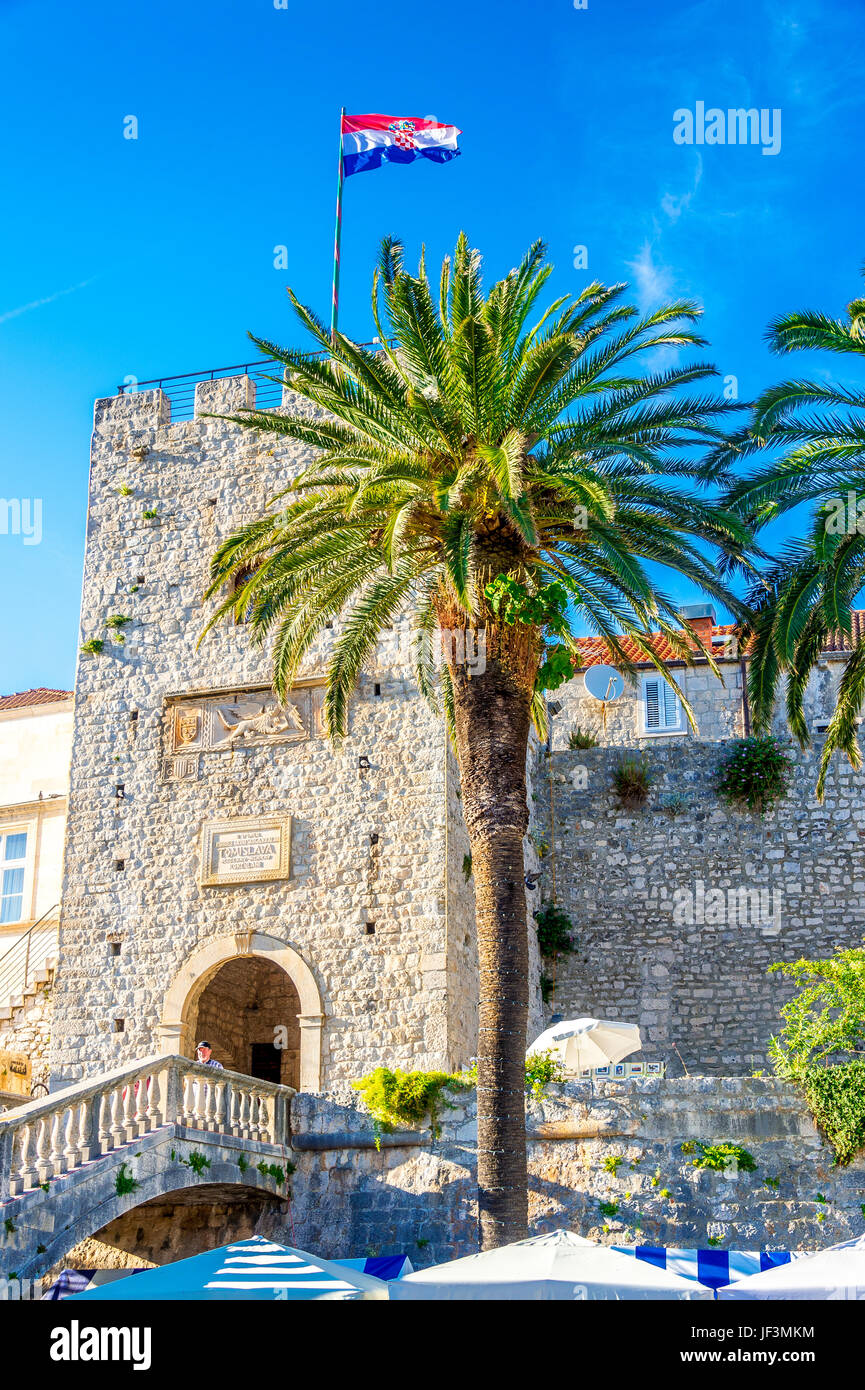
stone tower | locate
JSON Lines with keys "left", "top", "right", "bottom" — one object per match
{"left": 49, "top": 376, "right": 490, "bottom": 1091}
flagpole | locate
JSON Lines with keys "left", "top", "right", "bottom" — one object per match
{"left": 330, "top": 106, "right": 346, "bottom": 345}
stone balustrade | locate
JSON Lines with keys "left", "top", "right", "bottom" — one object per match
{"left": 0, "top": 1054, "right": 292, "bottom": 1200}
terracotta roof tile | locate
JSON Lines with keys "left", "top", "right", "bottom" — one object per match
{"left": 0, "top": 688, "right": 73, "bottom": 711}
{"left": 574, "top": 611, "right": 865, "bottom": 668}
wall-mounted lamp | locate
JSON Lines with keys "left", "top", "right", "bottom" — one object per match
{"left": 115, "top": 784, "right": 125, "bottom": 799}
{"left": 358, "top": 756, "right": 371, "bottom": 770}
{"left": 524, "top": 874, "right": 538, "bottom": 891}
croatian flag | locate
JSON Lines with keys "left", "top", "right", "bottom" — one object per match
{"left": 341, "top": 113, "right": 461, "bottom": 179}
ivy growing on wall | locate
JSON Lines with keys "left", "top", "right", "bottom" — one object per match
{"left": 768, "top": 945, "right": 865, "bottom": 1164}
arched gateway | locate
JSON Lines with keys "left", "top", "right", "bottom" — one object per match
{"left": 157, "top": 932, "right": 325, "bottom": 1092}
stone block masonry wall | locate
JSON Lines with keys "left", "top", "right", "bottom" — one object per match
{"left": 50, "top": 378, "right": 480, "bottom": 1089}
{"left": 284, "top": 1079, "right": 865, "bottom": 1265}
{"left": 532, "top": 741, "right": 865, "bottom": 1074}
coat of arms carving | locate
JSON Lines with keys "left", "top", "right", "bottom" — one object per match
{"left": 168, "top": 685, "right": 324, "bottom": 756}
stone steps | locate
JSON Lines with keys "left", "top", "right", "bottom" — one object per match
{"left": 0, "top": 959, "right": 57, "bottom": 1026}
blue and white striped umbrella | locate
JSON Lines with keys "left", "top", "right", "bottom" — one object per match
{"left": 70, "top": 1237, "right": 388, "bottom": 1301}
{"left": 612, "top": 1245, "right": 799, "bottom": 1290}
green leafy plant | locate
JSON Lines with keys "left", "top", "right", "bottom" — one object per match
{"left": 524, "top": 1049, "right": 567, "bottom": 1100}
{"left": 534, "top": 901, "right": 577, "bottom": 959}
{"left": 768, "top": 944, "right": 865, "bottom": 1164}
{"left": 114, "top": 1163, "right": 139, "bottom": 1197}
{"left": 141, "top": 508, "right": 159, "bottom": 520}
{"left": 539, "top": 971, "right": 555, "bottom": 1004}
{"left": 612, "top": 756, "right": 653, "bottom": 807}
{"left": 237, "top": 1153, "right": 250, "bottom": 1174}
{"left": 416, "top": 1237, "right": 430, "bottom": 1249}
{"left": 105, "top": 614, "right": 132, "bottom": 632}
{"left": 681, "top": 1141, "right": 757, "bottom": 1173}
{"left": 602, "top": 1154, "right": 624, "bottom": 1177}
{"left": 484, "top": 575, "right": 569, "bottom": 634}
{"left": 715, "top": 736, "right": 794, "bottom": 814}
{"left": 764, "top": 1175, "right": 780, "bottom": 1189}
{"left": 80, "top": 638, "right": 105, "bottom": 655}
{"left": 257, "top": 1161, "right": 295, "bottom": 1186}
{"left": 116, "top": 483, "right": 134, "bottom": 496}
{"left": 659, "top": 791, "right": 689, "bottom": 816}
{"left": 176, "top": 1150, "right": 211, "bottom": 1178}
{"left": 568, "top": 725, "right": 600, "bottom": 749}
{"left": 768, "top": 945, "right": 865, "bottom": 1080}
{"left": 803, "top": 1062, "right": 865, "bottom": 1166}
{"left": 4, "top": 1218, "right": 16, "bottom": 1235}
{"left": 707, "top": 1235, "right": 724, "bottom": 1248}
{"left": 352, "top": 1067, "right": 471, "bottom": 1148}
{"left": 598, "top": 1200, "right": 619, "bottom": 1218}
{"left": 462, "top": 853, "right": 473, "bottom": 883}
{"left": 659, "top": 1188, "right": 673, "bottom": 1199}
{"left": 36, "top": 1244, "right": 46, "bottom": 1254}
{"left": 537, "top": 644, "right": 579, "bottom": 693}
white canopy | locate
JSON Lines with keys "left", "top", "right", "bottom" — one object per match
{"left": 389, "top": 1229, "right": 712, "bottom": 1300}
{"left": 718, "top": 1234, "right": 865, "bottom": 1301}
{"left": 527, "top": 1018, "right": 642, "bottom": 1073}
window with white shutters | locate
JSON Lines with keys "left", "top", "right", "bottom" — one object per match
{"left": 0, "top": 830, "right": 28, "bottom": 924}
{"left": 640, "top": 675, "right": 683, "bottom": 733}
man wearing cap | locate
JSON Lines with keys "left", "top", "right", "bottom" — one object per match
{"left": 195, "top": 1040, "right": 224, "bottom": 1070}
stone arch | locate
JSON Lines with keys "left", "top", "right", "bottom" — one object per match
{"left": 158, "top": 932, "right": 324, "bottom": 1091}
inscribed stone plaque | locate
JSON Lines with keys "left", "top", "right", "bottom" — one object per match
{"left": 200, "top": 815, "right": 292, "bottom": 886}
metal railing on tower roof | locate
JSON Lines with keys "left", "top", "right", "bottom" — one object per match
{"left": 115, "top": 343, "right": 388, "bottom": 422}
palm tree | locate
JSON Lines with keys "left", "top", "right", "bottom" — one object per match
{"left": 203, "top": 234, "right": 750, "bottom": 1248}
{"left": 716, "top": 268, "right": 865, "bottom": 796}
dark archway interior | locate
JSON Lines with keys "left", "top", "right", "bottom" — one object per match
{"left": 192, "top": 956, "right": 300, "bottom": 1087}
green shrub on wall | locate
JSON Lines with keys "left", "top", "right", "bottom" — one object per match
{"left": 534, "top": 902, "right": 577, "bottom": 959}
{"left": 715, "top": 736, "right": 794, "bottom": 814}
{"left": 803, "top": 1063, "right": 865, "bottom": 1166}
{"left": 768, "top": 945, "right": 865, "bottom": 1081}
{"left": 351, "top": 1067, "right": 471, "bottom": 1146}
{"left": 769, "top": 944, "right": 865, "bottom": 1164}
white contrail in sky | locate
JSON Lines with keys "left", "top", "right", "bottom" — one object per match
{"left": 0, "top": 277, "right": 95, "bottom": 325}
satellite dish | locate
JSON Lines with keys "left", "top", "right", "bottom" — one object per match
{"left": 584, "top": 664, "right": 624, "bottom": 702}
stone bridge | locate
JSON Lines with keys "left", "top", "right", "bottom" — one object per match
{"left": 0, "top": 1055, "right": 294, "bottom": 1281}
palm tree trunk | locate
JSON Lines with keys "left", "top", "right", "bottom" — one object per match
{"left": 448, "top": 622, "right": 537, "bottom": 1250}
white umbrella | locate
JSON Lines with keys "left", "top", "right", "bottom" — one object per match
{"left": 527, "top": 1017, "right": 642, "bottom": 1073}
{"left": 718, "top": 1234, "right": 865, "bottom": 1301}
{"left": 389, "top": 1229, "right": 712, "bottom": 1301}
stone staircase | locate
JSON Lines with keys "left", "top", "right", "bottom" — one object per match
{"left": 0, "top": 1053, "right": 295, "bottom": 1281}
{"left": 0, "top": 956, "right": 56, "bottom": 1028}
{"left": 0, "top": 912, "right": 59, "bottom": 1029}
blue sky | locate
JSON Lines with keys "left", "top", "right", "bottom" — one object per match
{"left": 1, "top": 0, "right": 863, "bottom": 691}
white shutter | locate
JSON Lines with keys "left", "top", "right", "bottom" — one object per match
{"left": 662, "top": 682, "right": 679, "bottom": 728}
{"left": 644, "top": 679, "right": 661, "bottom": 729}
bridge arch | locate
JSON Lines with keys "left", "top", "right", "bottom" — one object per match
{"left": 158, "top": 932, "right": 324, "bottom": 1092}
